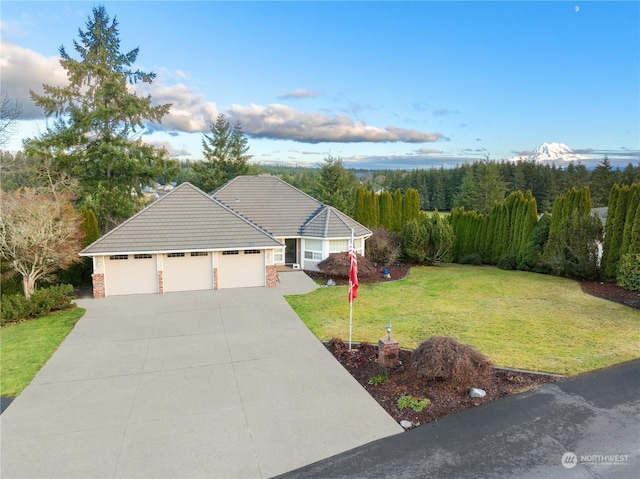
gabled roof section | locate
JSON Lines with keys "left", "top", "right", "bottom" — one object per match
{"left": 81, "top": 182, "right": 282, "bottom": 255}
{"left": 212, "top": 175, "right": 371, "bottom": 238}
{"left": 301, "top": 205, "right": 371, "bottom": 238}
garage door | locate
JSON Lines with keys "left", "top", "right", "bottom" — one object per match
{"left": 163, "top": 252, "right": 213, "bottom": 292}
{"left": 104, "top": 254, "right": 157, "bottom": 296}
{"left": 218, "top": 250, "right": 265, "bottom": 289}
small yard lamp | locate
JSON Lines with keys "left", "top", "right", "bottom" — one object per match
{"left": 386, "top": 322, "right": 392, "bottom": 342}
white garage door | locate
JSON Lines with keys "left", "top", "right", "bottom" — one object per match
{"left": 163, "top": 252, "right": 213, "bottom": 292}
{"left": 218, "top": 250, "right": 265, "bottom": 289}
{"left": 105, "top": 254, "right": 157, "bottom": 296}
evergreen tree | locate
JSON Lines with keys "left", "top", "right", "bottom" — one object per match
{"left": 402, "top": 188, "right": 421, "bottom": 225}
{"left": 619, "top": 184, "right": 640, "bottom": 258}
{"left": 601, "top": 184, "right": 620, "bottom": 278}
{"left": 194, "top": 115, "right": 253, "bottom": 192}
{"left": 542, "top": 186, "right": 602, "bottom": 279}
{"left": 378, "top": 190, "right": 393, "bottom": 230}
{"left": 353, "top": 185, "right": 368, "bottom": 225}
{"left": 589, "top": 156, "right": 615, "bottom": 207}
{"left": 392, "top": 189, "right": 403, "bottom": 231}
{"left": 313, "top": 156, "right": 359, "bottom": 214}
{"left": 25, "top": 6, "right": 173, "bottom": 231}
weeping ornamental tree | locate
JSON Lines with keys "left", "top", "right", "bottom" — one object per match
{"left": 0, "top": 189, "right": 83, "bottom": 297}
{"left": 25, "top": 6, "right": 174, "bottom": 232}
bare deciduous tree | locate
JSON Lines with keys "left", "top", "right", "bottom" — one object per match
{"left": 0, "top": 188, "right": 83, "bottom": 297}
{"left": 0, "top": 91, "right": 22, "bottom": 147}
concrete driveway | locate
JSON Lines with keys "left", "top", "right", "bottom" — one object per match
{"left": 0, "top": 272, "right": 402, "bottom": 478}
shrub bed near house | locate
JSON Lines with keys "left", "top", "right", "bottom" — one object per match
{"left": 1, "top": 284, "right": 75, "bottom": 325}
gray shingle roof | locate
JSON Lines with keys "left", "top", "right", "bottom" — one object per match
{"left": 81, "top": 183, "right": 282, "bottom": 255}
{"left": 212, "top": 176, "right": 371, "bottom": 238}
{"left": 301, "top": 206, "right": 370, "bottom": 238}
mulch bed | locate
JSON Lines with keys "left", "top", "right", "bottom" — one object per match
{"left": 581, "top": 281, "right": 640, "bottom": 310}
{"left": 328, "top": 344, "right": 557, "bottom": 429}
{"left": 317, "top": 265, "right": 638, "bottom": 428}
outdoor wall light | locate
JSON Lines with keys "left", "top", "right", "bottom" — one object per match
{"left": 386, "top": 322, "right": 392, "bottom": 341}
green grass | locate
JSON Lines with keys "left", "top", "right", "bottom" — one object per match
{"left": 1, "top": 307, "right": 85, "bottom": 397}
{"left": 286, "top": 265, "right": 640, "bottom": 375}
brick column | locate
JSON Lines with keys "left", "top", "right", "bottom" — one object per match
{"left": 213, "top": 267, "right": 219, "bottom": 291}
{"left": 92, "top": 273, "right": 105, "bottom": 298}
{"left": 158, "top": 270, "right": 164, "bottom": 294}
{"left": 378, "top": 338, "right": 400, "bottom": 368}
{"left": 266, "top": 265, "right": 277, "bottom": 288}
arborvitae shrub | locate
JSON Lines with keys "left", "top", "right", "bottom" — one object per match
{"left": 616, "top": 254, "right": 640, "bottom": 291}
{"left": 458, "top": 254, "right": 483, "bottom": 265}
{"left": 410, "top": 336, "right": 493, "bottom": 389}
{"left": 497, "top": 254, "right": 518, "bottom": 270}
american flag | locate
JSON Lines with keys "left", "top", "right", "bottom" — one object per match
{"left": 348, "top": 231, "right": 358, "bottom": 303}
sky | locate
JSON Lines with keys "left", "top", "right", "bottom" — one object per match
{"left": 1, "top": 1, "right": 639, "bottom": 170}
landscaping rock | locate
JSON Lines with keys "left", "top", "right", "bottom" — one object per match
{"left": 400, "top": 420, "right": 413, "bottom": 429}
{"left": 469, "top": 387, "right": 486, "bottom": 398}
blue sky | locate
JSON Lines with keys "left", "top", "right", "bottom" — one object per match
{"left": 2, "top": 1, "right": 639, "bottom": 169}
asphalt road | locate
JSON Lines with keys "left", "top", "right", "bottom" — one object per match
{"left": 277, "top": 359, "right": 640, "bottom": 479}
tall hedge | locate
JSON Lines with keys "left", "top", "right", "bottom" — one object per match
{"left": 602, "top": 182, "right": 640, "bottom": 280}
{"left": 378, "top": 190, "right": 394, "bottom": 230}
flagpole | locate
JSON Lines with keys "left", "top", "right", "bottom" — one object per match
{"left": 349, "top": 278, "right": 353, "bottom": 351}
{"left": 348, "top": 228, "right": 355, "bottom": 351}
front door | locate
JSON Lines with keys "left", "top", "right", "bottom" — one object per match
{"left": 285, "top": 238, "right": 297, "bottom": 264}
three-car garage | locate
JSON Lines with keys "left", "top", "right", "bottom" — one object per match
{"left": 99, "top": 250, "right": 267, "bottom": 296}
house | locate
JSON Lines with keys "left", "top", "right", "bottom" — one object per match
{"left": 81, "top": 176, "right": 370, "bottom": 297}
{"left": 212, "top": 175, "right": 371, "bottom": 272}
{"left": 80, "top": 182, "right": 283, "bottom": 297}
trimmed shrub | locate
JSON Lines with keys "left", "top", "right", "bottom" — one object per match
{"left": 458, "top": 253, "right": 483, "bottom": 265}
{"left": 0, "top": 294, "right": 30, "bottom": 325}
{"left": 497, "top": 254, "right": 517, "bottom": 270}
{"left": 410, "top": 336, "right": 493, "bottom": 389}
{"left": 0, "top": 284, "right": 75, "bottom": 324}
{"left": 317, "top": 252, "right": 377, "bottom": 278}
{"left": 327, "top": 337, "right": 347, "bottom": 352}
{"left": 616, "top": 254, "right": 640, "bottom": 291}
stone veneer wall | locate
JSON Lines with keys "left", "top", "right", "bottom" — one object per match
{"left": 92, "top": 273, "right": 105, "bottom": 298}
{"left": 213, "top": 267, "right": 219, "bottom": 291}
{"left": 266, "top": 265, "right": 278, "bottom": 288}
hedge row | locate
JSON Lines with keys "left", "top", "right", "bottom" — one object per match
{"left": 1, "top": 284, "right": 75, "bottom": 325}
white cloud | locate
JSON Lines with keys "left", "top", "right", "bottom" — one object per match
{"left": 142, "top": 82, "right": 218, "bottom": 133}
{"left": 226, "top": 103, "right": 447, "bottom": 144}
{"left": 278, "top": 89, "right": 321, "bottom": 100}
{"left": 145, "top": 139, "right": 192, "bottom": 158}
{"left": 417, "top": 148, "right": 444, "bottom": 154}
{"left": 0, "top": 41, "right": 67, "bottom": 119}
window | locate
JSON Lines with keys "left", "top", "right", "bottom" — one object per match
{"left": 329, "top": 239, "right": 348, "bottom": 253}
{"left": 134, "top": 254, "right": 152, "bottom": 259}
{"left": 109, "top": 255, "right": 128, "bottom": 260}
{"left": 167, "top": 252, "right": 185, "bottom": 258}
{"left": 190, "top": 252, "right": 208, "bottom": 257}
{"left": 274, "top": 248, "right": 284, "bottom": 263}
{"left": 304, "top": 239, "right": 323, "bottom": 261}
{"left": 244, "top": 249, "right": 260, "bottom": 255}
{"left": 222, "top": 250, "right": 239, "bottom": 255}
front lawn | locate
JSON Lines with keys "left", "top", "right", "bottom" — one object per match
{"left": 1, "top": 308, "right": 85, "bottom": 397}
{"left": 286, "top": 265, "right": 640, "bottom": 375}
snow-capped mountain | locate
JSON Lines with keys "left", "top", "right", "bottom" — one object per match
{"left": 509, "top": 142, "right": 588, "bottom": 163}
